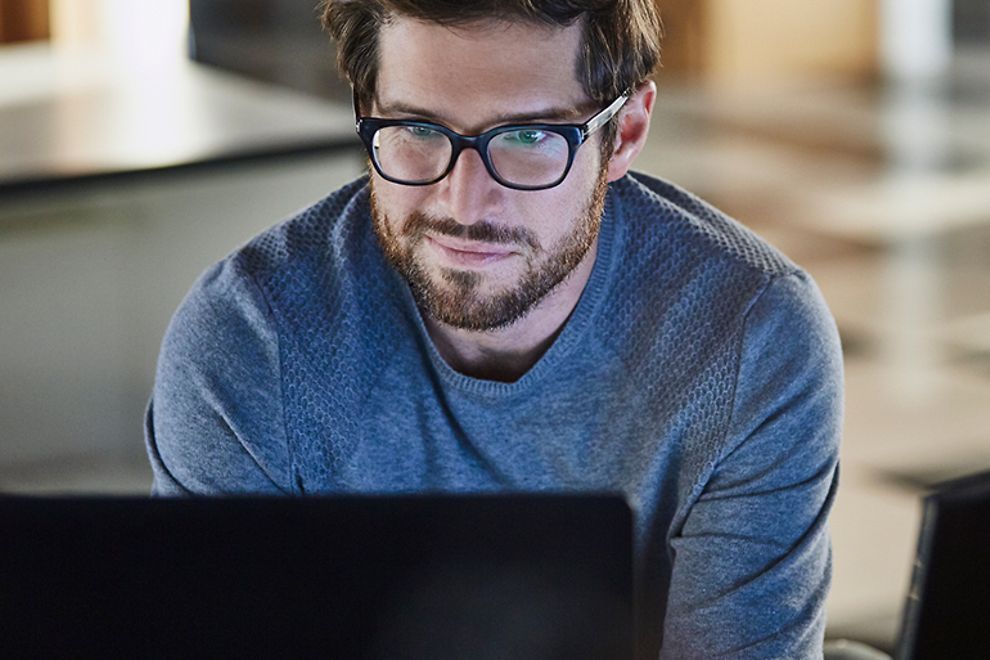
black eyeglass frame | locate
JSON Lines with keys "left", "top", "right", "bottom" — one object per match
{"left": 353, "top": 89, "right": 631, "bottom": 191}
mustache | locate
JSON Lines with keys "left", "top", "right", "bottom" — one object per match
{"left": 401, "top": 211, "right": 540, "bottom": 251}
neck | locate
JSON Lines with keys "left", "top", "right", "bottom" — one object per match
{"left": 423, "top": 236, "right": 598, "bottom": 382}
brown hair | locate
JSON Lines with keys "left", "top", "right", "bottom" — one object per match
{"left": 320, "top": 1, "right": 661, "bottom": 156}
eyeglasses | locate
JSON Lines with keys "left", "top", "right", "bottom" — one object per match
{"left": 354, "top": 90, "right": 630, "bottom": 191}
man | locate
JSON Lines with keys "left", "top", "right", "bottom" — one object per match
{"left": 145, "top": 1, "right": 843, "bottom": 658}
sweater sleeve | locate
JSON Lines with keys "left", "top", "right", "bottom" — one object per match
{"left": 144, "top": 256, "right": 294, "bottom": 496}
{"left": 660, "top": 272, "right": 843, "bottom": 659}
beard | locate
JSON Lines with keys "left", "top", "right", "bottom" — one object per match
{"left": 370, "top": 165, "right": 609, "bottom": 332}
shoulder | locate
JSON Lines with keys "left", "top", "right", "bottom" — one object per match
{"left": 148, "top": 178, "right": 370, "bottom": 494}
{"left": 743, "top": 270, "right": 840, "bottom": 359}
{"left": 733, "top": 270, "right": 843, "bottom": 431}
{"left": 603, "top": 172, "right": 836, "bottom": 367}
{"left": 601, "top": 172, "right": 821, "bottom": 370}
{"left": 233, "top": 175, "right": 371, "bottom": 285}
{"left": 158, "top": 175, "right": 374, "bottom": 398}
{"left": 150, "top": 253, "right": 288, "bottom": 494}
{"left": 611, "top": 171, "right": 797, "bottom": 280}
{"left": 599, "top": 173, "right": 841, "bottom": 458}
{"left": 165, "top": 175, "right": 368, "bottom": 339}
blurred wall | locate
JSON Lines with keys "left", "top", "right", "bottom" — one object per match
{"left": 188, "top": 0, "right": 348, "bottom": 101}
{"left": 0, "top": 0, "right": 49, "bottom": 43}
{"left": 184, "top": 0, "right": 882, "bottom": 98}
{"left": 659, "top": 0, "right": 879, "bottom": 87}
{"left": 49, "top": 0, "right": 188, "bottom": 62}
{"left": 954, "top": 0, "right": 990, "bottom": 44}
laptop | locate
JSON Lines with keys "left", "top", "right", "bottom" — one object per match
{"left": 0, "top": 493, "right": 633, "bottom": 659}
{"left": 894, "top": 470, "right": 990, "bottom": 659}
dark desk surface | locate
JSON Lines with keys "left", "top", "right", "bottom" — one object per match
{"left": 0, "top": 43, "right": 360, "bottom": 195}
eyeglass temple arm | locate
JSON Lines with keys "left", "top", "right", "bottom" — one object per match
{"left": 582, "top": 89, "right": 632, "bottom": 138}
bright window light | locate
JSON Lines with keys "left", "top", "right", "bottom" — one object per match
{"left": 50, "top": 0, "right": 189, "bottom": 68}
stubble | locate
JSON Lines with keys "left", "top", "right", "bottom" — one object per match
{"left": 370, "top": 166, "right": 609, "bottom": 332}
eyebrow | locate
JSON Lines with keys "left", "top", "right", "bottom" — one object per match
{"left": 373, "top": 98, "right": 587, "bottom": 128}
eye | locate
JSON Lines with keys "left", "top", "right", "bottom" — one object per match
{"left": 504, "top": 129, "right": 547, "bottom": 146}
{"left": 405, "top": 125, "right": 441, "bottom": 139}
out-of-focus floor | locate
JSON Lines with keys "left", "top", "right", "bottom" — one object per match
{"left": 1, "top": 49, "right": 988, "bottom": 653}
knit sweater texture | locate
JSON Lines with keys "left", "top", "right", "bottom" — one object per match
{"left": 146, "top": 171, "right": 843, "bottom": 659}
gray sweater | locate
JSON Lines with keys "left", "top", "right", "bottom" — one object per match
{"left": 146, "top": 172, "right": 843, "bottom": 659}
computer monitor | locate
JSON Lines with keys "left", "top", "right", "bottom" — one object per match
{"left": 895, "top": 470, "right": 990, "bottom": 659}
{"left": 0, "top": 493, "right": 633, "bottom": 659}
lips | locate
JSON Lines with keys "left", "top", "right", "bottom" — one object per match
{"left": 425, "top": 234, "right": 517, "bottom": 268}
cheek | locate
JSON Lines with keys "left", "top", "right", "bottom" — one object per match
{"left": 535, "top": 160, "right": 601, "bottom": 231}
{"left": 513, "top": 149, "right": 602, "bottom": 236}
{"left": 515, "top": 191, "right": 581, "bottom": 249}
{"left": 374, "top": 177, "right": 429, "bottom": 223}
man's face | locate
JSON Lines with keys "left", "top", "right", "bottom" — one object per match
{"left": 369, "top": 17, "right": 610, "bottom": 332}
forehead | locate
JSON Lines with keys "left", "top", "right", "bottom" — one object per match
{"left": 375, "top": 17, "right": 587, "bottom": 129}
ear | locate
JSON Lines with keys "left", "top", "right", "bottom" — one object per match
{"left": 605, "top": 81, "right": 657, "bottom": 183}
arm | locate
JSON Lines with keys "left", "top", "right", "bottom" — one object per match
{"left": 661, "top": 272, "right": 843, "bottom": 659}
{"left": 144, "top": 257, "right": 294, "bottom": 496}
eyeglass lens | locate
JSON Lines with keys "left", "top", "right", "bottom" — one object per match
{"left": 372, "top": 126, "right": 571, "bottom": 187}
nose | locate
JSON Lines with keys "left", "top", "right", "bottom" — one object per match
{"left": 437, "top": 147, "right": 499, "bottom": 226}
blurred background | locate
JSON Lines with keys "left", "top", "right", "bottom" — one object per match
{"left": 0, "top": 0, "right": 987, "bottom": 653}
